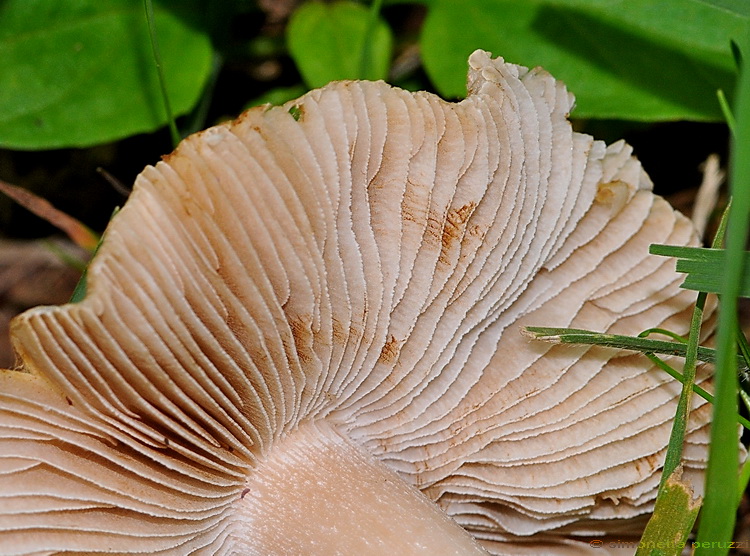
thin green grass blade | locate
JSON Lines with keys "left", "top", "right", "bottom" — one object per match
{"left": 644, "top": 353, "right": 750, "bottom": 429}
{"left": 639, "top": 195, "right": 731, "bottom": 548}
{"left": 650, "top": 244, "right": 719, "bottom": 260}
{"left": 717, "top": 89, "right": 737, "bottom": 134}
{"left": 639, "top": 328, "right": 688, "bottom": 343}
{"left": 713, "top": 197, "right": 731, "bottom": 248}
{"left": 737, "top": 325, "right": 750, "bottom": 387}
{"left": 737, "top": 389, "right": 750, "bottom": 501}
{"left": 650, "top": 245, "right": 750, "bottom": 296}
{"left": 657, "top": 292, "right": 706, "bottom": 485}
{"left": 524, "top": 327, "right": 748, "bottom": 370}
{"left": 525, "top": 327, "right": 750, "bottom": 429}
{"left": 144, "top": 0, "right": 180, "bottom": 148}
{"left": 635, "top": 466, "right": 701, "bottom": 556}
{"left": 695, "top": 28, "right": 750, "bottom": 556}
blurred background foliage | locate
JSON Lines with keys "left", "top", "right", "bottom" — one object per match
{"left": 0, "top": 0, "right": 745, "bottom": 238}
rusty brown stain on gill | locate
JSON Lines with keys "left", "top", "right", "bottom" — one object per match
{"left": 632, "top": 453, "right": 661, "bottom": 476}
{"left": 438, "top": 202, "right": 477, "bottom": 264}
{"left": 288, "top": 314, "right": 314, "bottom": 365}
{"left": 401, "top": 179, "right": 429, "bottom": 225}
{"left": 378, "top": 335, "right": 403, "bottom": 365}
{"left": 331, "top": 317, "right": 348, "bottom": 344}
{"left": 443, "top": 202, "right": 477, "bottom": 245}
{"left": 419, "top": 201, "right": 479, "bottom": 252}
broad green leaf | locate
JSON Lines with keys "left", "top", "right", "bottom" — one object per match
{"left": 635, "top": 466, "right": 701, "bottom": 556}
{"left": 287, "top": 1, "right": 393, "bottom": 88}
{"left": 419, "top": 0, "right": 746, "bottom": 120}
{"left": 692, "top": 0, "right": 750, "bottom": 18}
{"left": 0, "top": 0, "right": 214, "bottom": 149}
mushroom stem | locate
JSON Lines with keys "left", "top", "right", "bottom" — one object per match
{"left": 234, "top": 421, "right": 488, "bottom": 555}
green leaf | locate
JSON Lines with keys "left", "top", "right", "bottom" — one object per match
{"left": 419, "top": 0, "right": 746, "bottom": 120}
{"left": 635, "top": 466, "right": 701, "bottom": 556}
{"left": 0, "top": 0, "right": 214, "bottom": 149}
{"left": 650, "top": 245, "right": 750, "bottom": 296}
{"left": 692, "top": 0, "right": 750, "bottom": 18}
{"left": 287, "top": 0, "right": 393, "bottom": 88}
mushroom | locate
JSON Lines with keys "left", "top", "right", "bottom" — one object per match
{"left": 0, "top": 50, "right": 718, "bottom": 555}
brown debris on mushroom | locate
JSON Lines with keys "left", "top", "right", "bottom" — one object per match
{"left": 0, "top": 51, "right": 723, "bottom": 555}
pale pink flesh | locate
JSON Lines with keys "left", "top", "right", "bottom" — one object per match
{"left": 234, "top": 421, "right": 488, "bottom": 555}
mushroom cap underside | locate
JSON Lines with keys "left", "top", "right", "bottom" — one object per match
{"left": 0, "top": 50, "right": 723, "bottom": 555}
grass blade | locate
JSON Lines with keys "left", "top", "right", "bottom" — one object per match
{"left": 523, "top": 327, "right": 747, "bottom": 370}
{"left": 650, "top": 245, "right": 750, "bottom": 296}
{"left": 525, "top": 326, "right": 750, "bottom": 429}
{"left": 68, "top": 207, "right": 119, "bottom": 303}
{"left": 658, "top": 292, "right": 706, "bottom": 485}
{"left": 738, "top": 390, "right": 750, "bottom": 501}
{"left": 717, "top": 88, "right": 737, "bottom": 135}
{"left": 144, "top": 0, "right": 180, "bottom": 148}
{"left": 694, "top": 29, "right": 750, "bottom": 556}
{"left": 635, "top": 466, "right": 701, "bottom": 556}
